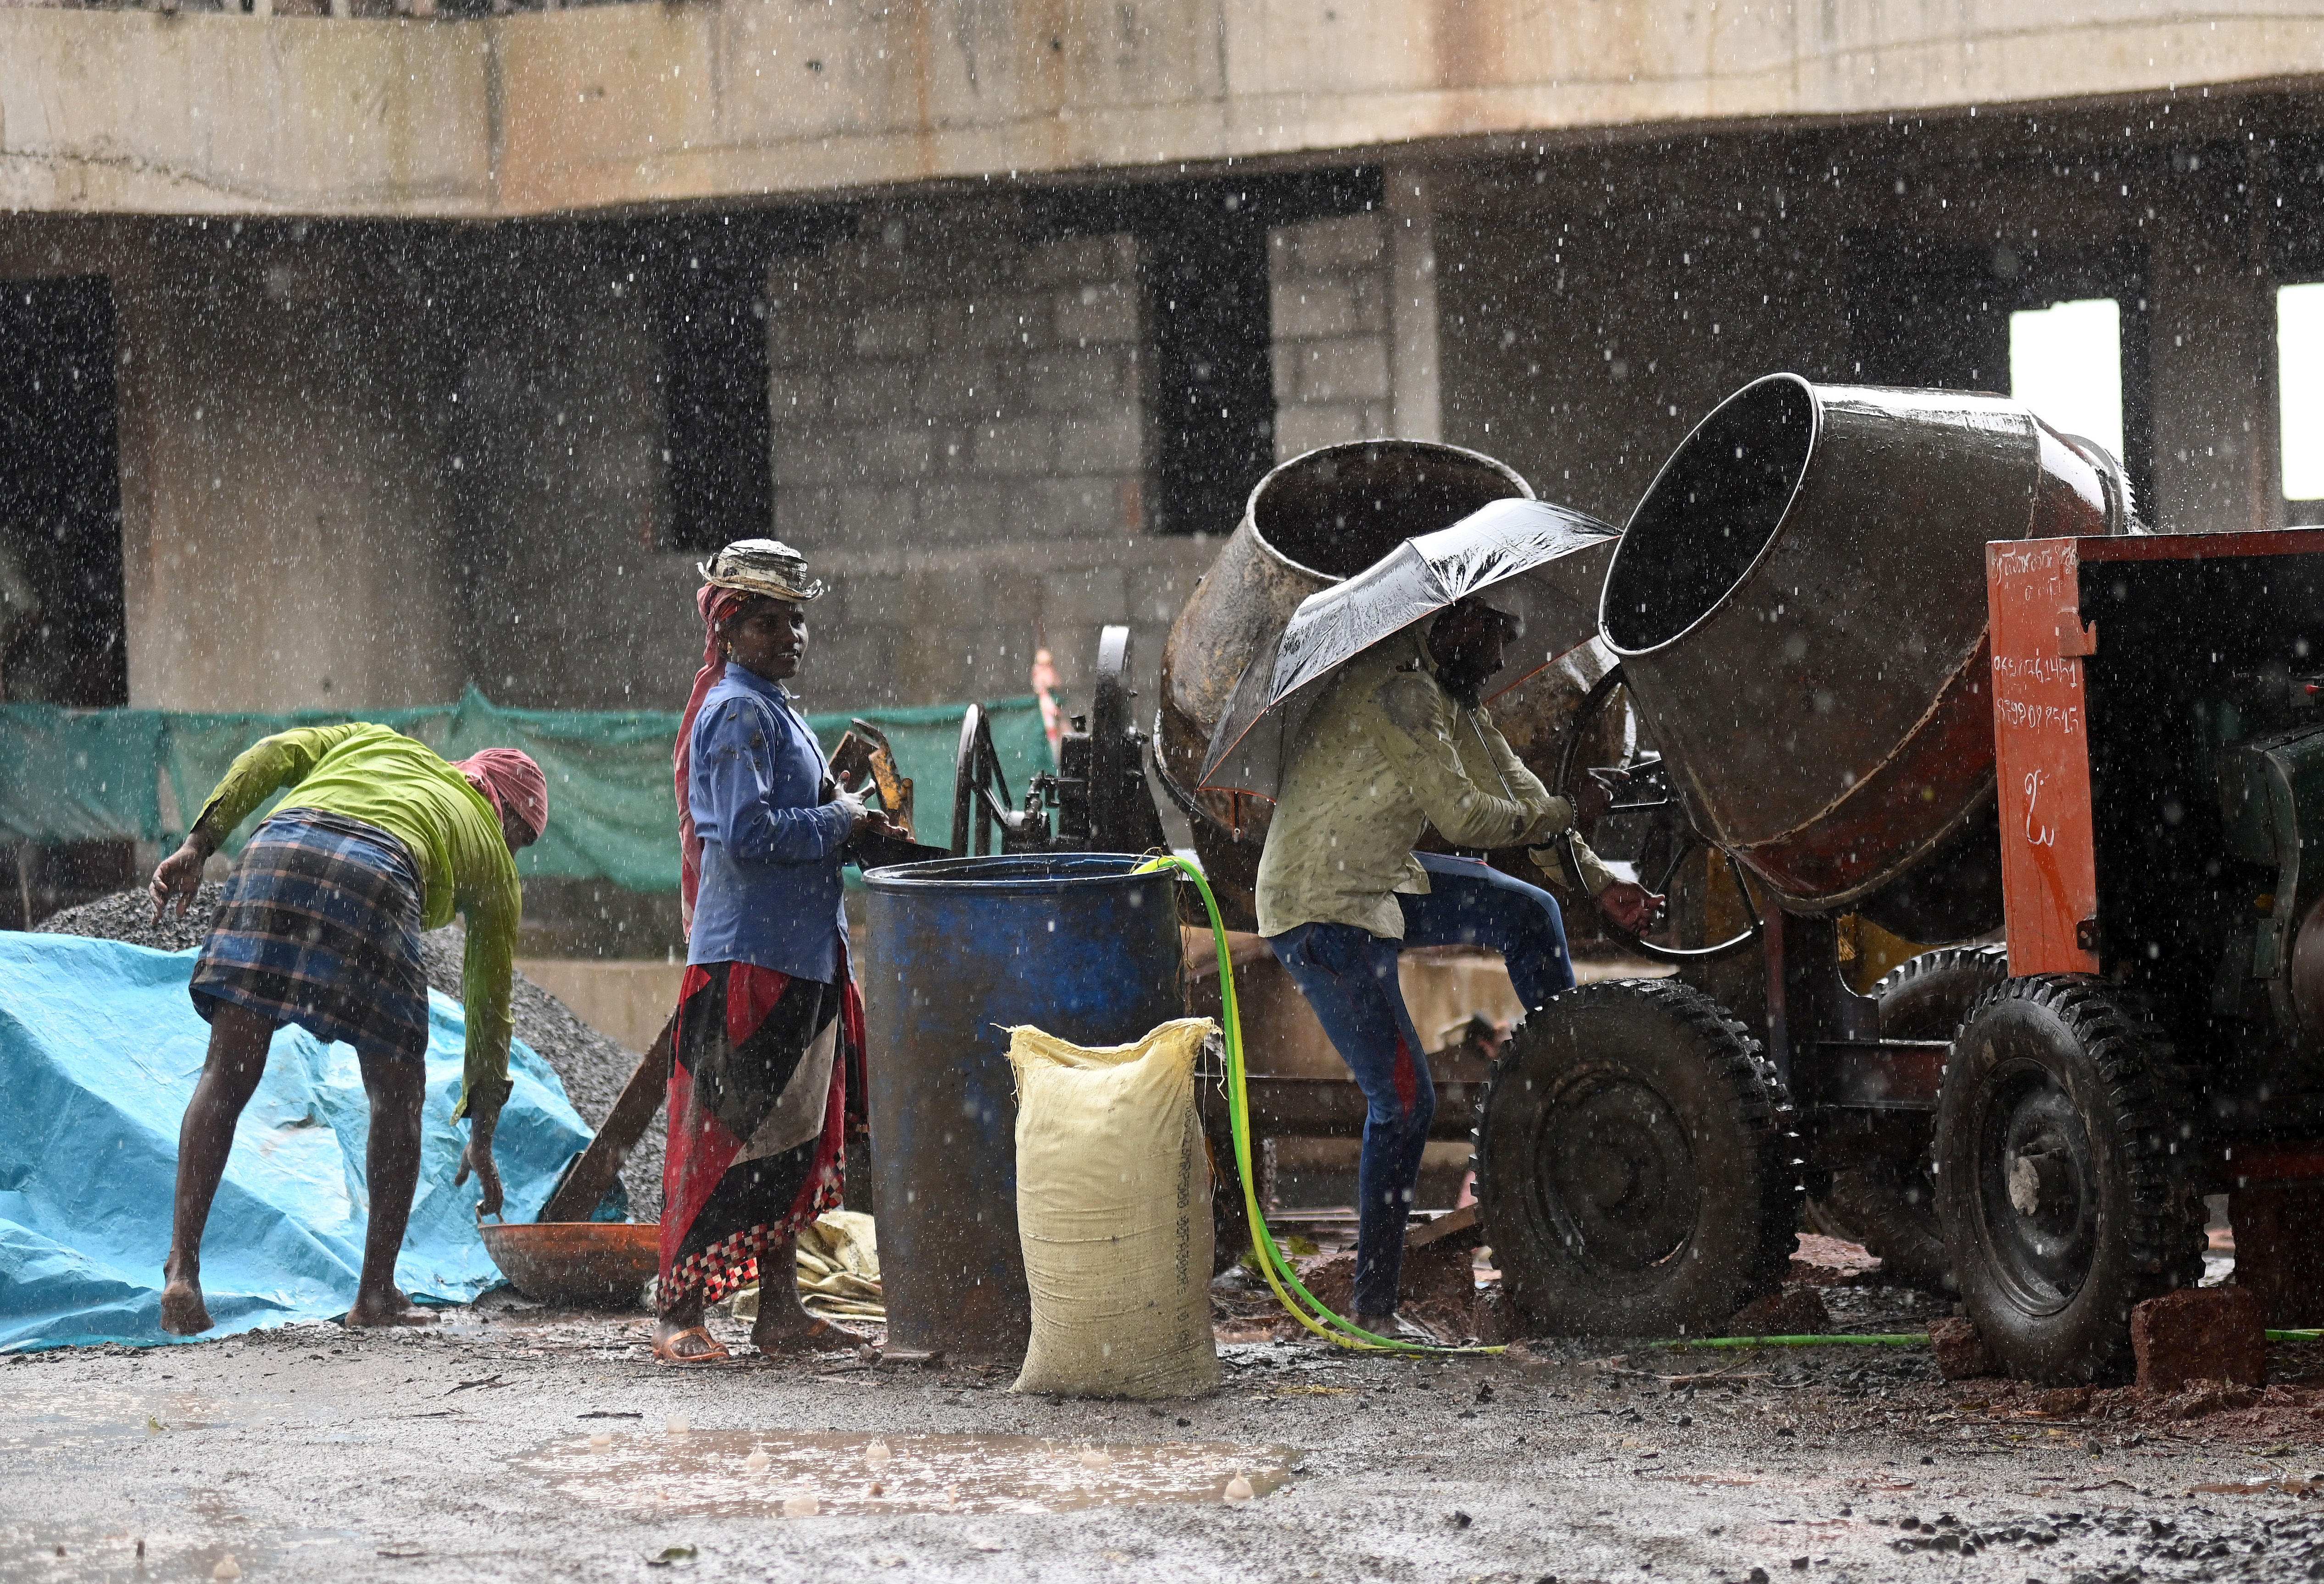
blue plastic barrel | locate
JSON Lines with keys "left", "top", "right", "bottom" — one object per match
{"left": 861, "top": 854, "right": 1185, "bottom": 1363}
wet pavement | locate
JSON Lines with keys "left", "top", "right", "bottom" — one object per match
{"left": 9, "top": 1286, "right": 2324, "bottom": 1584}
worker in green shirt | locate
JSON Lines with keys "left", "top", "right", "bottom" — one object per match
{"left": 147, "top": 724, "right": 548, "bottom": 1334}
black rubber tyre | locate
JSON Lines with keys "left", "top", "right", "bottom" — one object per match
{"left": 1810, "top": 945, "right": 2010, "bottom": 1293}
{"left": 1475, "top": 978, "right": 1799, "bottom": 1336}
{"left": 1935, "top": 975, "right": 2207, "bottom": 1384}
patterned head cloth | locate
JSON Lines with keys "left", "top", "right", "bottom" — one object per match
{"left": 697, "top": 539, "right": 828, "bottom": 605}
{"left": 454, "top": 749, "right": 549, "bottom": 844}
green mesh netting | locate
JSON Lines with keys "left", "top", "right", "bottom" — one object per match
{"left": 0, "top": 686, "right": 1053, "bottom": 893}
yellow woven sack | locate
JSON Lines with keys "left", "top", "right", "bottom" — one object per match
{"left": 1006, "top": 1017, "right": 1220, "bottom": 1399}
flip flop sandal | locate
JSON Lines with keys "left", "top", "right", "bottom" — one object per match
{"left": 652, "top": 1325, "right": 733, "bottom": 1366}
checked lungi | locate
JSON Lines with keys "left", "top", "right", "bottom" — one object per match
{"left": 658, "top": 958, "right": 860, "bottom": 1306}
{"left": 189, "top": 808, "right": 431, "bottom": 1063}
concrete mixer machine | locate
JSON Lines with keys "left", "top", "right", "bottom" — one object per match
{"left": 1155, "top": 439, "right": 1707, "bottom": 950}
{"left": 1479, "top": 372, "right": 2324, "bottom": 1383}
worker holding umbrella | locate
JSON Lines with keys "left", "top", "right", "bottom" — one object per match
{"left": 1201, "top": 499, "right": 1663, "bottom": 1337}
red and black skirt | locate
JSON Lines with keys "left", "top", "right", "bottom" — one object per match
{"left": 657, "top": 958, "right": 861, "bottom": 1306}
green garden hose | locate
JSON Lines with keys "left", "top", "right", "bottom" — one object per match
{"left": 1135, "top": 853, "right": 1503, "bottom": 1357}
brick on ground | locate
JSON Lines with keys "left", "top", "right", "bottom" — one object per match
{"left": 2132, "top": 1286, "right": 2266, "bottom": 1394}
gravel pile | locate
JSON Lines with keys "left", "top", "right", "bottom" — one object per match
{"left": 37, "top": 884, "right": 224, "bottom": 953}
{"left": 35, "top": 890, "right": 662, "bottom": 1219}
{"left": 419, "top": 923, "right": 663, "bottom": 1219}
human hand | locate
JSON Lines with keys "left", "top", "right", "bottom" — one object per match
{"left": 1571, "top": 767, "right": 1629, "bottom": 828}
{"left": 149, "top": 833, "right": 213, "bottom": 925}
{"left": 1599, "top": 880, "right": 1666, "bottom": 934}
{"left": 854, "top": 808, "right": 905, "bottom": 841}
{"left": 455, "top": 1105, "right": 504, "bottom": 1218}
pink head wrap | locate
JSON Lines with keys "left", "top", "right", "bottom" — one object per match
{"left": 455, "top": 749, "right": 549, "bottom": 845}
{"left": 675, "top": 585, "right": 751, "bottom": 935}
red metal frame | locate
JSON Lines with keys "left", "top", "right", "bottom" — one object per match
{"left": 1990, "top": 528, "right": 2324, "bottom": 978}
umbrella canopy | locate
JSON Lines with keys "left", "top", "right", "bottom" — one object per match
{"left": 1197, "top": 497, "right": 1619, "bottom": 799}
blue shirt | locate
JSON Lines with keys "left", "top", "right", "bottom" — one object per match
{"left": 686, "top": 663, "right": 854, "bottom": 981}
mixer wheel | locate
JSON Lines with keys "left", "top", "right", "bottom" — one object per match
{"left": 1475, "top": 978, "right": 1799, "bottom": 1337}
{"left": 1936, "top": 975, "right": 2207, "bottom": 1384}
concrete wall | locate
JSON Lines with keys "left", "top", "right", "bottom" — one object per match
{"left": 1434, "top": 147, "right": 1851, "bottom": 523}
{"left": 2148, "top": 158, "right": 2286, "bottom": 537}
{"left": 1, "top": 206, "right": 1221, "bottom": 728}
{"left": 8, "top": 2, "right": 2324, "bottom": 219}
{"left": 1269, "top": 213, "right": 1396, "bottom": 459}
{"left": 115, "top": 226, "right": 467, "bottom": 711}
{"left": 1431, "top": 117, "right": 2300, "bottom": 538}
{"left": 759, "top": 206, "right": 1209, "bottom": 717}
{"left": 1268, "top": 169, "right": 1443, "bottom": 461}
{"left": 768, "top": 214, "right": 1145, "bottom": 558}
{"left": 30, "top": 116, "right": 2314, "bottom": 735}
{"left": 448, "top": 237, "right": 691, "bottom": 712}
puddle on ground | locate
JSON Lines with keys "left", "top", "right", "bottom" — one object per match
{"left": 0, "top": 1390, "right": 228, "bottom": 1452}
{"left": 516, "top": 1428, "right": 1297, "bottom": 1517}
{"left": 2189, "top": 1479, "right": 2318, "bottom": 1496}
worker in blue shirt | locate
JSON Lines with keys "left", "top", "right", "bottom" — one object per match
{"left": 656, "top": 539, "right": 901, "bottom": 1365}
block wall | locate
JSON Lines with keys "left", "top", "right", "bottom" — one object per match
{"left": 1267, "top": 213, "right": 1396, "bottom": 460}
{"left": 760, "top": 208, "right": 1211, "bottom": 722}
{"left": 767, "top": 213, "right": 1145, "bottom": 556}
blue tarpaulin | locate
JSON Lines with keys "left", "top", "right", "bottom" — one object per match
{"left": 0, "top": 932, "right": 598, "bottom": 1351}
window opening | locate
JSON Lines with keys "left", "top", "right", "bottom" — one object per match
{"left": 2277, "top": 282, "right": 2324, "bottom": 520}
{"left": 2009, "top": 297, "right": 2124, "bottom": 462}
{"left": 663, "top": 265, "right": 773, "bottom": 553}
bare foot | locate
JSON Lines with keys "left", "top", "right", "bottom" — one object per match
{"left": 751, "top": 1305, "right": 865, "bottom": 1356}
{"left": 159, "top": 1278, "right": 213, "bottom": 1336}
{"left": 652, "top": 1318, "right": 731, "bottom": 1365}
{"left": 345, "top": 1288, "right": 439, "bottom": 1328}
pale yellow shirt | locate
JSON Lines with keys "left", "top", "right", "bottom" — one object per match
{"left": 1253, "top": 632, "right": 1614, "bottom": 940}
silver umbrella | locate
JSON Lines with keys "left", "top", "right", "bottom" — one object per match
{"left": 1196, "top": 497, "right": 1619, "bottom": 800}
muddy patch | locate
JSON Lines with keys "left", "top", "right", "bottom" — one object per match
{"left": 515, "top": 1427, "right": 1299, "bottom": 1517}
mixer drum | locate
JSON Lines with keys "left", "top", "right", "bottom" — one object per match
{"left": 1601, "top": 375, "right": 2122, "bottom": 930}
{"left": 1156, "top": 440, "right": 1535, "bottom": 928}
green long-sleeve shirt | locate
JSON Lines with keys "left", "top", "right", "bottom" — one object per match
{"left": 196, "top": 723, "right": 520, "bottom": 1117}
{"left": 1254, "top": 631, "right": 1614, "bottom": 940}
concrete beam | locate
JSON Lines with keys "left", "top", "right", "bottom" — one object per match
{"left": 2147, "top": 151, "right": 2283, "bottom": 535}
{"left": 6, "top": 2, "right": 2324, "bottom": 219}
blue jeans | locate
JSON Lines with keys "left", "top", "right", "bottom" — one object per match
{"left": 1266, "top": 853, "right": 1574, "bottom": 1317}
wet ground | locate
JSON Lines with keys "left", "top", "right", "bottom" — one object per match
{"left": 11, "top": 1273, "right": 2324, "bottom": 1584}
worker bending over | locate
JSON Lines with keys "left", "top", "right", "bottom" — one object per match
{"left": 150, "top": 726, "right": 547, "bottom": 1333}
{"left": 1256, "top": 598, "right": 1661, "bottom": 1335}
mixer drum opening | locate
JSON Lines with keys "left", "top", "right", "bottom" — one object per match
{"left": 1603, "top": 375, "right": 1817, "bottom": 655}
{"left": 1250, "top": 443, "right": 1527, "bottom": 578}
